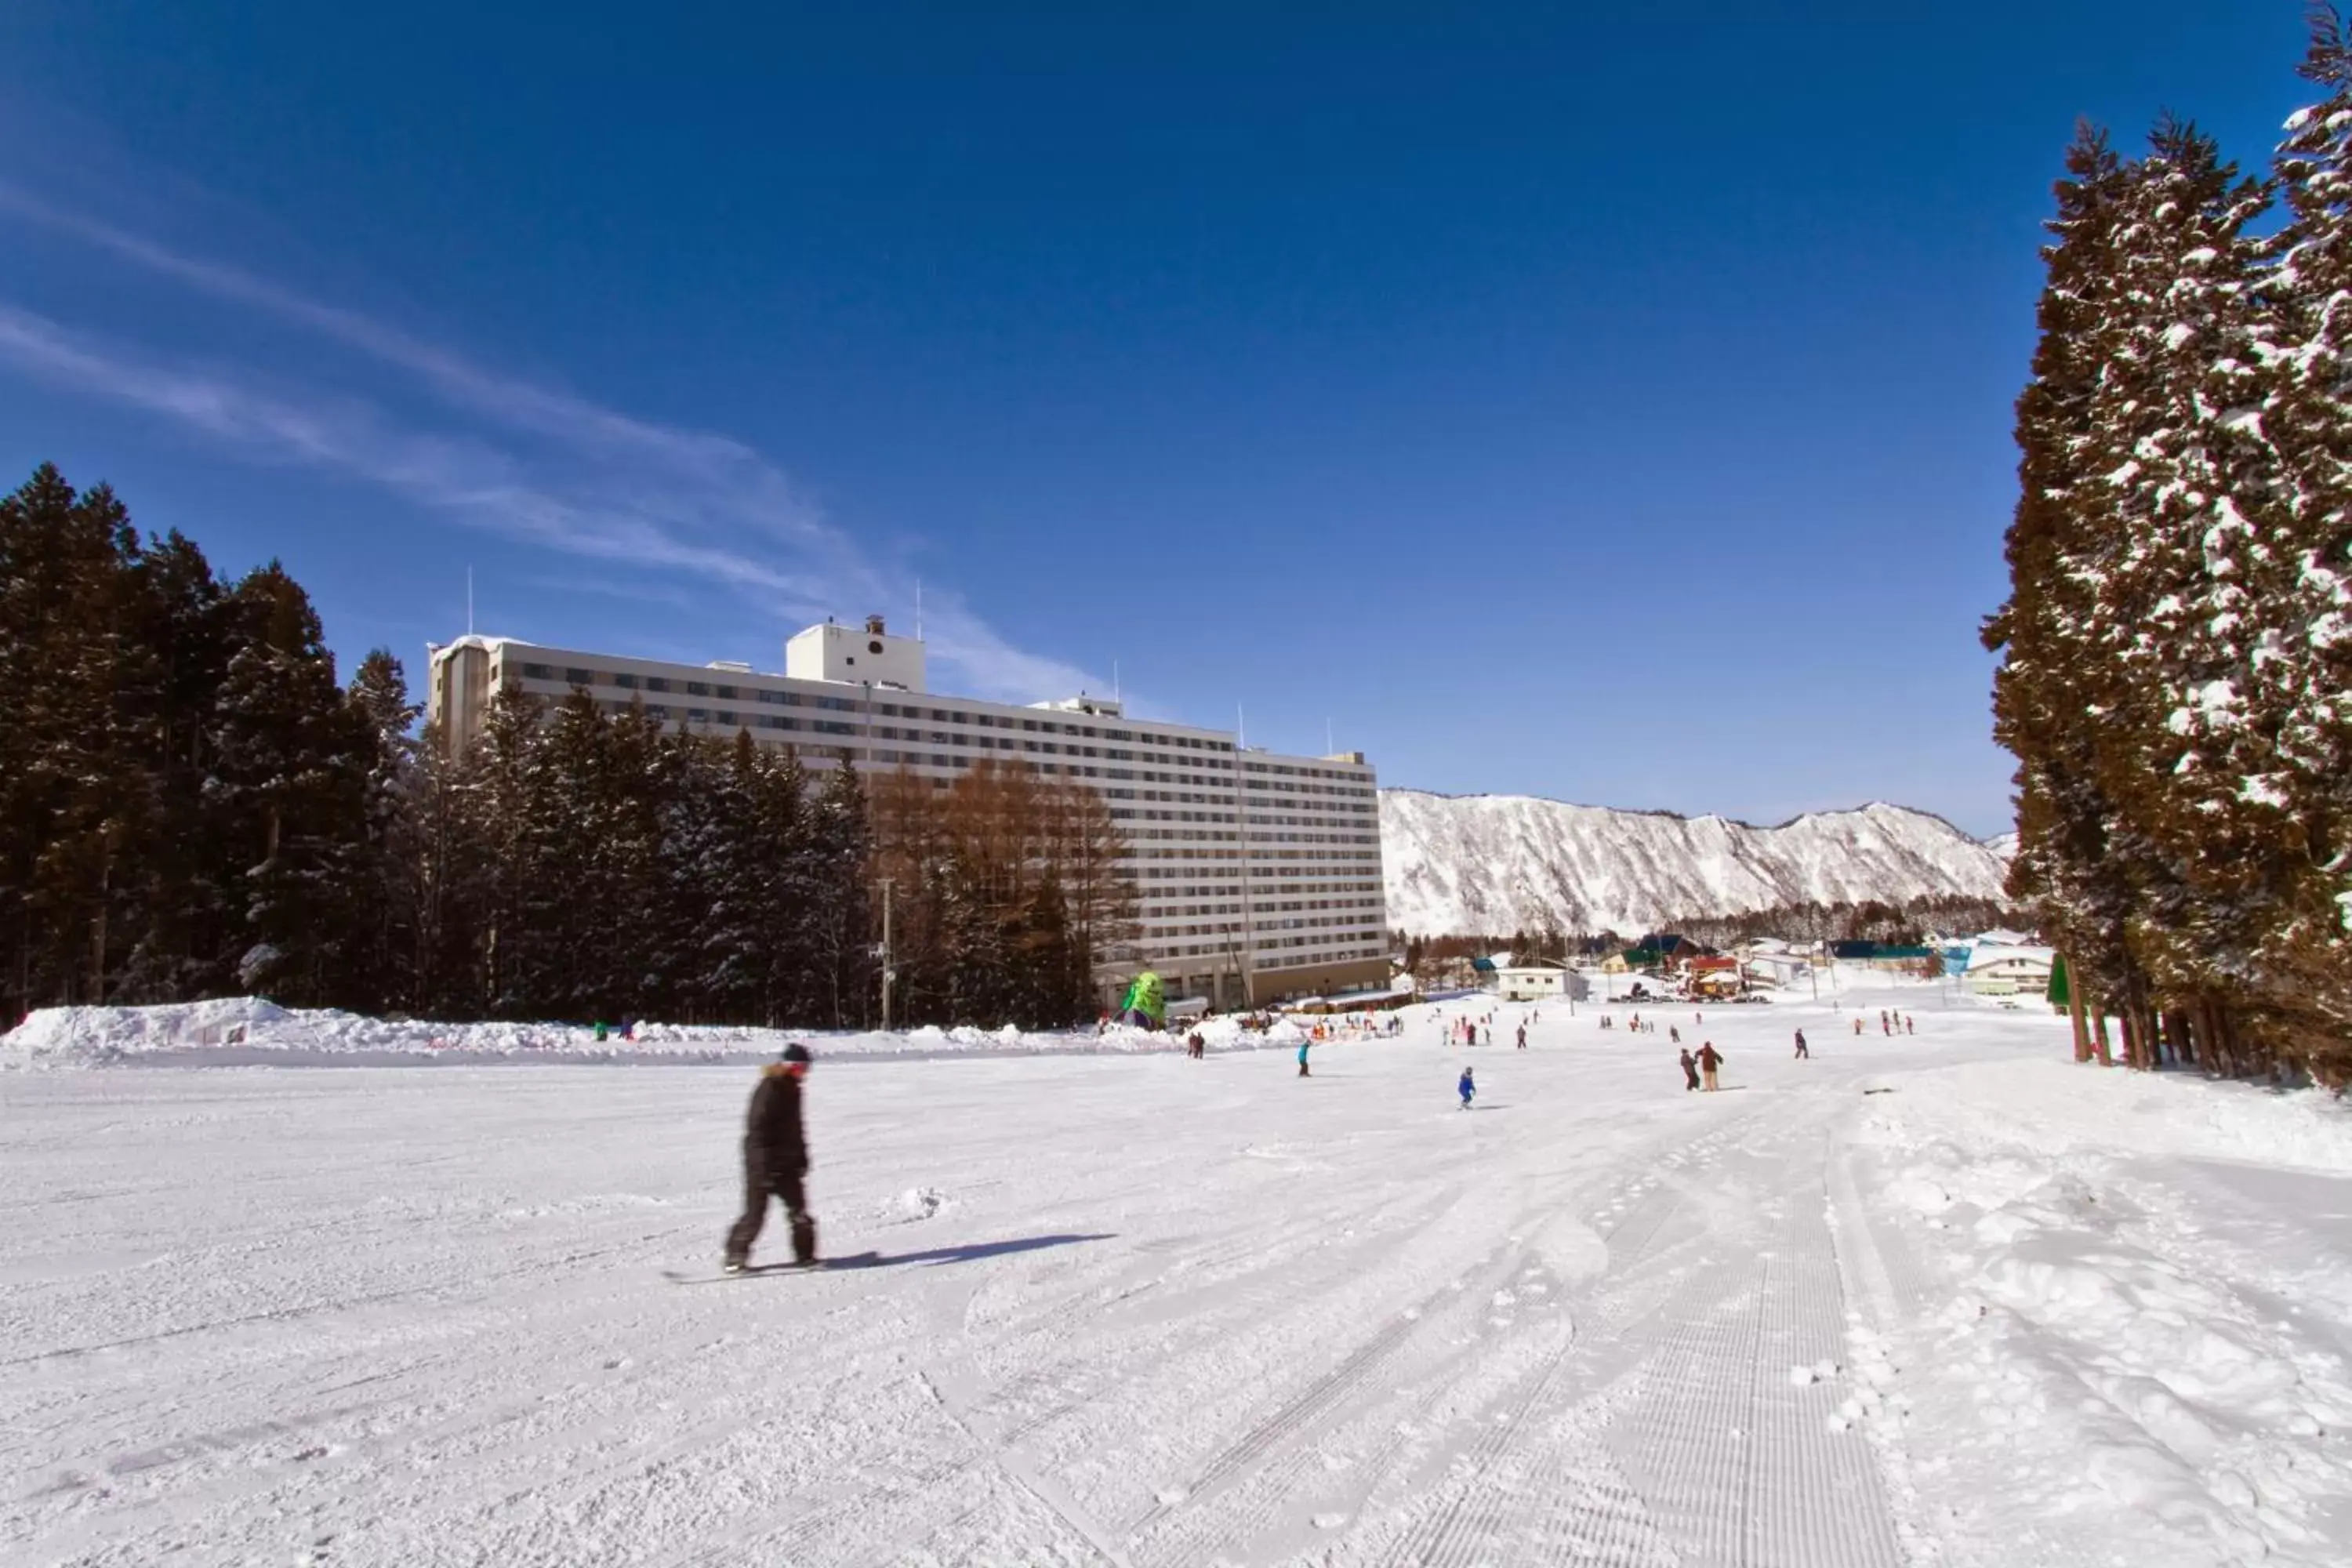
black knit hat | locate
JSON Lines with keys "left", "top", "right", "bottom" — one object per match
{"left": 782, "top": 1043, "right": 814, "bottom": 1065}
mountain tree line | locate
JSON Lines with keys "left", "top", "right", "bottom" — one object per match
{"left": 1396, "top": 893, "right": 2026, "bottom": 978}
{"left": 2, "top": 462, "right": 1136, "bottom": 1032}
{"left": 1987, "top": 9, "right": 2352, "bottom": 1085}
{"left": 1657, "top": 894, "right": 2032, "bottom": 953}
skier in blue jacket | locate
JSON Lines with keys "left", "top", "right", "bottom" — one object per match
{"left": 1458, "top": 1066, "right": 1475, "bottom": 1109}
{"left": 1297, "top": 1040, "right": 1311, "bottom": 1078}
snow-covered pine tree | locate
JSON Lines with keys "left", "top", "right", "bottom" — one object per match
{"left": 752, "top": 743, "right": 815, "bottom": 1026}
{"left": 2074, "top": 119, "right": 2274, "bottom": 1068}
{"left": 0, "top": 466, "right": 154, "bottom": 1014}
{"left": 112, "top": 529, "right": 237, "bottom": 1004}
{"left": 464, "top": 686, "right": 545, "bottom": 1015}
{"left": 636, "top": 724, "right": 714, "bottom": 1021}
{"left": 410, "top": 713, "right": 485, "bottom": 1018}
{"left": 804, "top": 757, "right": 875, "bottom": 1027}
{"left": 1987, "top": 124, "right": 2142, "bottom": 1061}
{"left": 2247, "top": 6, "right": 2352, "bottom": 1080}
{"left": 688, "top": 731, "right": 771, "bottom": 1024}
{"left": 343, "top": 649, "right": 424, "bottom": 1014}
{"left": 503, "top": 688, "right": 610, "bottom": 1018}
{"left": 207, "top": 564, "right": 373, "bottom": 1007}
{"left": 589, "top": 699, "right": 672, "bottom": 1023}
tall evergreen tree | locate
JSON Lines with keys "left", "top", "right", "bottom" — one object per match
{"left": 2076, "top": 121, "right": 2274, "bottom": 1063}
{"left": 208, "top": 564, "right": 372, "bottom": 1005}
{"left": 113, "top": 531, "right": 235, "bottom": 1004}
{"left": 2250, "top": 5, "right": 2352, "bottom": 1073}
{"left": 1987, "top": 124, "right": 2146, "bottom": 1052}
{"left": 346, "top": 649, "right": 424, "bottom": 1013}
{"left": 0, "top": 467, "right": 148, "bottom": 1014}
{"left": 804, "top": 757, "right": 875, "bottom": 1027}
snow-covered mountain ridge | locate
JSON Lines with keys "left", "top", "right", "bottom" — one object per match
{"left": 1380, "top": 789, "right": 2014, "bottom": 936}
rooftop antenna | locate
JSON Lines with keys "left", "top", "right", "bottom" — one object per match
{"left": 1327, "top": 717, "right": 1334, "bottom": 756}
{"left": 1113, "top": 659, "right": 1120, "bottom": 703}
{"left": 914, "top": 579, "right": 923, "bottom": 641}
{"left": 466, "top": 566, "right": 474, "bottom": 636}
{"left": 1238, "top": 702, "right": 1246, "bottom": 749}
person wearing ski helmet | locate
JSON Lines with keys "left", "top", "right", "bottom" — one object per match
{"left": 724, "top": 1043, "right": 818, "bottom": 1272}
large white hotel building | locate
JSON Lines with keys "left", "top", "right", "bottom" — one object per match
{"left": 426, "top": 617, "right": 1389, "bottom": 1008}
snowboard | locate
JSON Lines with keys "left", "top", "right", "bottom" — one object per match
{"left": 663, "top": 1251, "right": 881, "bottom": 1285}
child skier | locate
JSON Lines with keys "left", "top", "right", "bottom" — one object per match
{"left": 1793, "top": 1029, "right": 1809, "bottom": 1059}
{"left": 1679, "top": 1047, "right": 1700, "bottom": 1091}
{"left": 1298, "top": 1039, "right": 1312, "bottom": 1078}
{"left": 1458, "top": 1066, "right": 1476, "bottom": 1109}
{"left": 724, "top": 1044, "right": 818, "bottom": 1273}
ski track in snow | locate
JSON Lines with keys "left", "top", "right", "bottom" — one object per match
{"left": 5, "top": 978, "right": 2350, "bottom": 1566}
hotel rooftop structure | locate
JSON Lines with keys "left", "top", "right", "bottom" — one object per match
{"left": 426, "top": 617, "right": 1388, "bottom": 1008}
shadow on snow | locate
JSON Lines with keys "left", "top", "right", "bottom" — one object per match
{"left": 828, "top": 1232, "right": 1116, "bottom": 1270}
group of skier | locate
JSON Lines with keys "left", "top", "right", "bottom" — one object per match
{"left": 719, "top": 996, "right": 1922, "bottom": 1269}
{"left": 1677, "top": 1040, "right": 1725, "bottom": 1091}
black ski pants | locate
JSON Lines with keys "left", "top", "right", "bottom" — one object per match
{"left": 726, "top": 1160, "right": 815, "bottom": 1264}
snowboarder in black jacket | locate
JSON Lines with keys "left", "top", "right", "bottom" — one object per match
{"left": 724, "top": 1044, "right": 817, "bottom": 1272}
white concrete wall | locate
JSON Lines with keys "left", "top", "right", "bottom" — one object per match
{"left": 785, "top": 622, "right": 927, "bottom": 691}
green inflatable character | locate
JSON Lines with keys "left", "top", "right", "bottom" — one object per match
{"left": 1116, "top": 971, "right": 1167, "bottom": 1030}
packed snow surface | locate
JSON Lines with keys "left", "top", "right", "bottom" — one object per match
{"left": 7, "top": 974, "right": 2350, "bottom": 1566}
{"left": 1380, "top": 790, "right": 2014, "bottom": 935}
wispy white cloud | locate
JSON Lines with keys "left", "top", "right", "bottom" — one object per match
{"left": 0, "top": 186, "right": 1104, "bottom": 702}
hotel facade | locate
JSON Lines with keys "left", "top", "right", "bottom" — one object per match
{"left": 426, "top": 618, "right": 1389, "bottom": 1008}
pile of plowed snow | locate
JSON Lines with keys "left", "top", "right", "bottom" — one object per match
{"left": 1, "top": 998, "right": 1308, "bottom": 1069}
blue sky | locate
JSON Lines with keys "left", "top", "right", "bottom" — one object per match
{"left": 0, "top": 2, "right": 2314, "bottom": 835}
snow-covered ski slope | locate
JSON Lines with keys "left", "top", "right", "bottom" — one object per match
{"left": 1381, "top": 791, "right": 2013, "bottom": 935}
{"left": 8, "top": 978, "right": 2351, "bottom": 1566}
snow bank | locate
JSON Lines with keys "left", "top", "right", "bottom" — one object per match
{"left": 0, "top": 998, "right": 1317, "bottom": 1070}
{"left": 1872, "top": 1054, "right": 2352, "bottom": 1176}
{"left": 1846, "top": 1056, "right": 2352, "bottom": 1562}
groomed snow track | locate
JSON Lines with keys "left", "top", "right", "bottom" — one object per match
{"left": 5, "top": 990, "right": 2095, "bottom": 1566}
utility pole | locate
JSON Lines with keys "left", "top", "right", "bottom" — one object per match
{"left": 878, "top": 877, "right": 895, "bottom": 1033}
